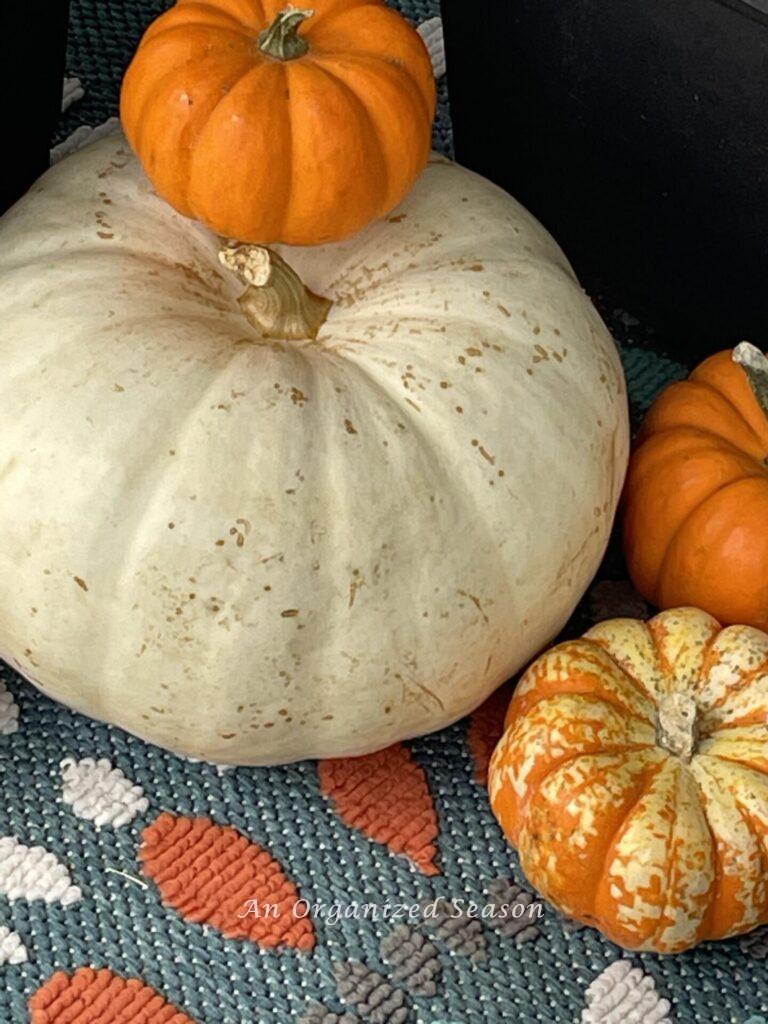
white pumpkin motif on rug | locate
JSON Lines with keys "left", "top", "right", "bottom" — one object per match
{"left": 61, "top": 757, "right": 149, "bottom": 828}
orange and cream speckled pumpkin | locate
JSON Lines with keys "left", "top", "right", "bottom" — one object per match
{"left": 488, "top": 607, "right": 768, "bottom": 953}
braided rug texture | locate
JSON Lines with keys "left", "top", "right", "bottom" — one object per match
{"left": 2, "top": 1, "right": 766, "bottom": 1022}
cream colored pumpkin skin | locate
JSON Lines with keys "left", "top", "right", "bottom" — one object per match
{"left": 0, "top": 134, "right": 628, "bottom": 764}
{"left": 489, "top": 607, "right": 768, "bottom": 953}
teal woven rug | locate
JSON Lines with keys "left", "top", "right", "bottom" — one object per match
{"left": 2, "top": 3, "right": 767, "bottom": 1022}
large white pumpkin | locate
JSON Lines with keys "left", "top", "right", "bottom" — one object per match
{"left": 0, "top": 133, "right": 628, "bottom": 764}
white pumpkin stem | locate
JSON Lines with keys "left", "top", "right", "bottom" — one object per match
{"left": 259, "top": 7, "right": 314, "bottom": 61}
{"left": 656, "top": 693, "right": 699, "bottom": 762}
{"left": 733, "top": 341, "right": 768, "bottom": 421}
{"left": 219, "top": 244, "right": 331, "bottom": 341}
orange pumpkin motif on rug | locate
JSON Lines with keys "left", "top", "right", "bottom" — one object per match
{"left": 467, "top": 684, "right": 512, "bottom": 785}
{"left": 319, "top": 743, "right": 439, "bottom": 875}
{"left": 139, "top": 814, "right": 315, "bottom": 950}
{"left": 29, "top": 967, "right": 196, "bottom": 1024}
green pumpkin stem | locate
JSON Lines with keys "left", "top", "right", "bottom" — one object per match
{"left": 733, "top": 342, "right": 768, "bottom": 423}
{"left": 219, "top": 244, "right": 331, "bottom": 341}
{"left": 259, "top": 7, "right": 314, "bottom": 61}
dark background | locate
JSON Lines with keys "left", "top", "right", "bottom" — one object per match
{"left": 3, "top": 0, "right": 767, "bottom": 366}
{"left": 443, "top": 0, "right": 768, "bottom": 360}
{"left": 0, "top": 1, "right": 70, "bottom": 215}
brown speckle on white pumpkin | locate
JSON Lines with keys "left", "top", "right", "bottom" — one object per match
{"left": 0, "top": 134, "right": 630, "bottom": 766}
{"left": 348, "top": 571, "right": 366, "bottom": 609}
{"left": 457, "top": 590, "right": 489, "bottom": 625}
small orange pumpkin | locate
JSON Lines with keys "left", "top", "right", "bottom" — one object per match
{"left": 120, "top": 0, "right": 436, "bottom": 245}
{"left": 489, "top": 607, "right": 768, "bottom": 953}
{"left": 623, "top": 343, "right": 768, "bottom": 631}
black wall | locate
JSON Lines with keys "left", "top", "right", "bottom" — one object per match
{"left": 443, "top": 0, "right": 768, "bottom": 359}
{"left": 0, "top": 1, "right": 70, "bottom": 215}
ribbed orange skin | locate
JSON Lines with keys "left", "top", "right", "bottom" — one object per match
{"left": 623, "top": 350, "right": 768, "bottom": 631}
{"left": 120, "top": 0, "right": 436, "bottom": 244}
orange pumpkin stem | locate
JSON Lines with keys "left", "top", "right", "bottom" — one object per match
{"left": 219, "top": 244, "right": 332, "bottom": 340}
{"left": 259, "top": 7, "right": 314, "bottom": 61}
{"left": 733, "top": 341, "right": 768, "bottom": 428}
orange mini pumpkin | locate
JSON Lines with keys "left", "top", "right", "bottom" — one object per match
{"left": 120, "top": 0, "right": 436, "bottom": 245}
{"left": 623, "top": 342, "right": 768, "bottom": 630}
{"left": 489, "top": 607, "right": 768, "bottom": 954}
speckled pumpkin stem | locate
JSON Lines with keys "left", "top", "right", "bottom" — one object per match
{"left": 733, "top": 342, "right": 768, "bottom": 423}
{"left": 258, "top": 7, "right": 314, "bottom": 61}
{"left": 656, "top": 693, "right": 699, "bottom": 762}
{"left": 219, "top": 244, "right": 331, "bottom": 341}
